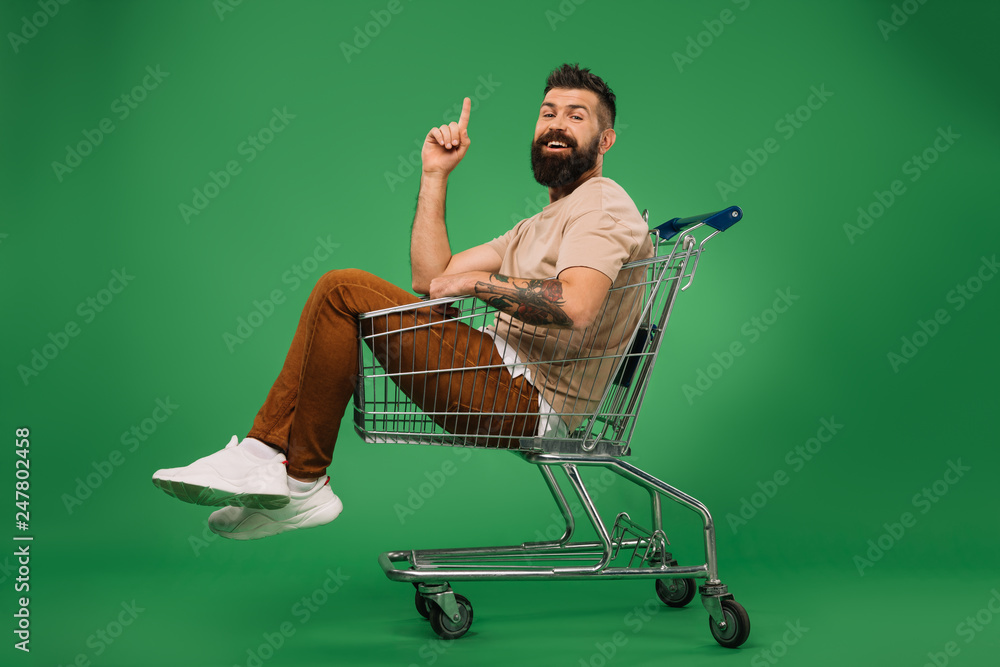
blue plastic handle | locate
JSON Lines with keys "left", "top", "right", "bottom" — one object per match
{"left": 654, "top": 205, "right": 743, "bottom": 240}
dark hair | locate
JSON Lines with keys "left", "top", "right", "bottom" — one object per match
{"left": 543, "top": 63, "right": 617, "bottom": 130}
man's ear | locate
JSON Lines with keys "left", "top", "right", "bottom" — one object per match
{"left": 599, "top": 128, "right": 616, "bottom": 154}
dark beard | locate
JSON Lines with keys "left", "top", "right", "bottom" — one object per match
{"left": 530, "top": 132, "right": 601, "bottom": 188}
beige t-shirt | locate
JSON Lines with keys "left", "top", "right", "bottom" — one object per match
{"left": 485, "top": 177, "right": 654, "bottom": 431}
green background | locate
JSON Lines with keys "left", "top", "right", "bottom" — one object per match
{"left": 3, "top": 0, "right": 999, "bottom": 665}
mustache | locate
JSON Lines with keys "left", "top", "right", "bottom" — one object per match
{"left": 537, "top": 132, "right": 577, "bottom": 148}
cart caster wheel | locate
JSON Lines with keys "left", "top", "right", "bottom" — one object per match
{"left": 655, "top": 578, "right": 696, "bottom": 608}
{"left": 428, "top": 594, "right": 473, "bottom": 640}
{"left": 415, "top": 591, "right": 430, "bottom": 619}
{"left": 708, "top": 599, "right": 750, "bottom": 648}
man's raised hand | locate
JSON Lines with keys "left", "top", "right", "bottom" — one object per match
{"left": 421, "top": 97, "right": 472, "bottom": 178}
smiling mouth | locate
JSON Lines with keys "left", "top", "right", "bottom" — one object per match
{"left": 543, "top": 140, "right": 572, "bottom": 151}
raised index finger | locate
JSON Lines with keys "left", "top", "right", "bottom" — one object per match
{"left": 458, "top": 97, "right": 471, "bottom": 131}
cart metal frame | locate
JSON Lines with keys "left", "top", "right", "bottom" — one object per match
{"left": 353, "top": 206, "right": 749, "bottom": 647}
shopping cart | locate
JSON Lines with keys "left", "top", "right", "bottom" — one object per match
{"left": 353, "top": 206, "right": 749, "bottom": 647}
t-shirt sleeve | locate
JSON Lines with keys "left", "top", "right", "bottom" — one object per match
{"left": 555, "top": 210, "right": 643, "bottom": 282}
{"left": 485, "top": 220, "right": 521, "bottom": 262}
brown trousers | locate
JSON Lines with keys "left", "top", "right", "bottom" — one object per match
{"left": 248, "top": 269, "right": 539, "bottom": 478}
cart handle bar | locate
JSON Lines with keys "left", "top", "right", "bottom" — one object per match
{"left": 654, "top": 205, "right": 743, "bottom": 240}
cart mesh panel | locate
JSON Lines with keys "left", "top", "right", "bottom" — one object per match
{"left": 353, "top": 232, "right": 696, "bottom": 454}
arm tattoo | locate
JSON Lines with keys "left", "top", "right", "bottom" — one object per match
{"left": 473, "top": 273, "right": 573, "bottom": 328}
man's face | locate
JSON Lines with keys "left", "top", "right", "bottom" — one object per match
{"left": 531, "top": 88, "right": 606, "bottom": 188}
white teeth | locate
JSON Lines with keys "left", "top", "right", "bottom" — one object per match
{"left": 547, "top": 141, "right": 567, "bottom": 148}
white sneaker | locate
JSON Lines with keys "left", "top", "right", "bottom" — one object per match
{"left": 207, "top": 477, "right": 343, "bottom": 540}
{"left": 152, "top": 435, "right": 290, "bottom": 510}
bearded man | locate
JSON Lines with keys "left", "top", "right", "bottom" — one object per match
{"left": 153, "top": 63, "right": 653, "bottom": 539}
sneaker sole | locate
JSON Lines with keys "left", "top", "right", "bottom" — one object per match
{"left": 210, "top": 497, "right": 344, "bottom": 540}
{"left": 152, "top": 477, "right": 289, "bottom": 510}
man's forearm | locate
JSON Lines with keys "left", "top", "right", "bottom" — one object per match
{"left": 472, "top": 273, "right": 574, "bottom": 329}
{"left": 410, "top": 174, "right": 452, "bottom": 294}
{"left": 430, "top": 268, "right": 606, "bottom": 330}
